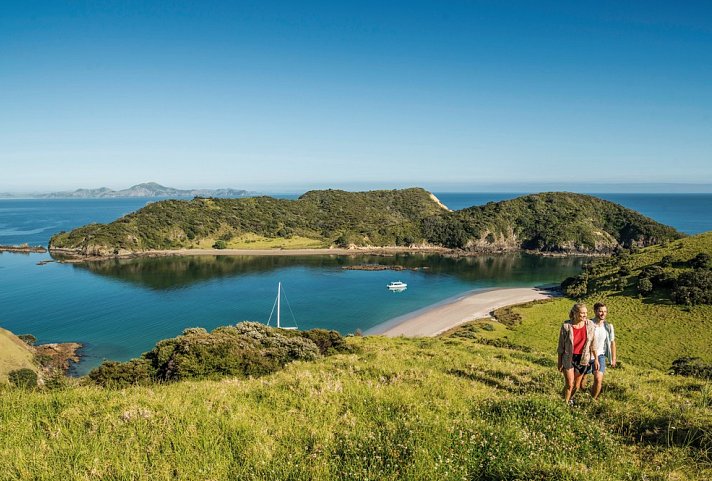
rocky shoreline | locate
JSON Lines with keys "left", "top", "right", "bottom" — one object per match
{"left": 341, "top": 264, "right": 429, "bottom": 271}
{"left": 35, "top": 342, "right": 84, "bottom": 375}
{"left": 1, "top": 244, "right": 47, "bottom": 254}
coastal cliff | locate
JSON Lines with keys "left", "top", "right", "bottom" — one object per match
{"left": 48, "top": 188, "right": 683, "bottom": 258}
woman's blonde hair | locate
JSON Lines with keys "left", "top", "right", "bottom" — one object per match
{"left": 569, "top": 303, "right": 587, "bottom": 321}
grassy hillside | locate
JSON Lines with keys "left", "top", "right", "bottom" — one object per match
{"left": 475, "top": 232, "right": 712, "bottom": 370}
{"left": 1, "top": 336, "right": 710, "bottom": 480}
{"left": 48, "top": 189, "right": 682, "bottom": 256}
{"left": 0, "top": 328, "right": 37, "bottom": 384}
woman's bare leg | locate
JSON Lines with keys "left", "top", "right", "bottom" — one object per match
{"left": 562, "top": 368, "right": 575, "bottom": 402}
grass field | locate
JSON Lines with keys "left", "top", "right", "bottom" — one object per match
{"left": 0, "top": 328, "right": 36, "bottom": 384}
{"left": 1, "top": 336, "right": 710, "bottom": 480}
{"left": 491, "top": 297, "right": 712, "bottom": 371}
{"left": 194, "top": 233, "right": 327, "bottom": 250}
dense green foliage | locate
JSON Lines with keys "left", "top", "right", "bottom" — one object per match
{"left": 88, "top": 323, "right": 352, "bottom": 387}
{"left": 561, "top": 231, "right": 712, "bottom": 305}
{"left": 49, "top": 189, "right": 682, "bottom": 256}
{"left": 428, "top": 192, "right": 682, "bottom": 251}
{"left": 49, "top": 188, "right": 446, "bottom": 254}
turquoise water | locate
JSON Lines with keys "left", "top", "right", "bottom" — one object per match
{"left": 1, "top": 193, "right": 710, "bottom": 374}
{"left": 0, "top": 251, "right": 583, "bottom": 374}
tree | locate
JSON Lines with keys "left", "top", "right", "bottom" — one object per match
{"left": 637, "top": 277, "right": 653, "bottom": 296}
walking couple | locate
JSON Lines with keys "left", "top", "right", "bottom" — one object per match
{"left": 557, "top": 302, "right": 617, "bottom": 404}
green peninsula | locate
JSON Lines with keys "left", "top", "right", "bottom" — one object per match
{"left": 49, "top": 188, "right": 682, "bottom": 257}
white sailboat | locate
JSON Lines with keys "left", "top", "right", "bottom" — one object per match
{"left": 266, "top": 282, "right": 298, "bottom": 330}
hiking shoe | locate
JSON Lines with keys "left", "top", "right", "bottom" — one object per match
{"left": 567, "top": 399, "right": 575, "bottom": 407}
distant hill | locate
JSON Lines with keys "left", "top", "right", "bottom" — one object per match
{"left": 48, "top": 189, "right": 683, "bottom": 257}
{"left": 0, "top": 182, "right": 252, "bottom": 199}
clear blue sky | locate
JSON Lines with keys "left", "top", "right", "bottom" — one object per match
{"left": 2, "top": 1, "right": 711, "bottom": 192}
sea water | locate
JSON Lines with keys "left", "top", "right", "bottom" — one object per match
{"left": 0, "top": 193, "right": 710, "bottom": 374}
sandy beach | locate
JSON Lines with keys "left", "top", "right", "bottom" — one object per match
{"left": 50, "top": 246, "right": 454, "bottom": 262}
{"left": 368, "top": 286, "right": 557, "bottom": 337}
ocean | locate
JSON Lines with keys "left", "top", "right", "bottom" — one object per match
{"left": 0, "top": 193, "right": 710, "bottom": 374}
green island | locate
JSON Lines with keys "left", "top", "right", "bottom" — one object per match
{"left": 48, "top": 189, "right": 682, "bottom": 257}
{"left": 2, "top": 230, "right": 711, "bottom": 480}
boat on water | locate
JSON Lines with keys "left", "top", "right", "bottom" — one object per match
{"left": 387, "top": 281, "right": 408, "bottom": 291}
{"left": 266, "top": 282, "right": 298, "bottom": 330}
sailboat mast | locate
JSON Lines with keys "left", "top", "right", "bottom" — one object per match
{"left": 277, "top": 282, "right": 281, "bottom": 328}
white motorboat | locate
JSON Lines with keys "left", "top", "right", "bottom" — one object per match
{"left": 387, "top": 281, "right": 407, "bottom": 291}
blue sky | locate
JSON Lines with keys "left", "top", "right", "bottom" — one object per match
{"left": 2, "top": 1, "right": 711, "bottom": 192}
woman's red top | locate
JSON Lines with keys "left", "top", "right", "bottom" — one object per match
{"left": 572, "top": 324, "right": 587, "bottom": 355}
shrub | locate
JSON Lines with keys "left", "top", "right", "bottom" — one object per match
{"left": 17, "top": 334, "right": 36, "bottom": 345}
{"left": 212, "top": 240, "right": 228, "bottom": 249}
{"left": 671, "top": 269, "right": 712, "bottom": 306}
{"left": 637, "top": 277, "right": 653, "bottom": 295}
{"left": 8, "top": 368, "right": 37, "bottom": 389}
{"left": 689, "top": 252, "right": 711, "bottom": 269}
{"left": 89, "top": 322, "right": 339, "bottom": 387}
{"left": 493, "top": 306, "right": 522, "bottom": 327}
{"left": 34, "top": 353, "right": 53, "bottom": 368}
{"left": 88, "top": 359, "right": 156, "bottom": 388}
{"left": 670, "top": 357, "right": 712, "bottom": 380}
{"left": 561, "top": 275, "right": 588, "bottom": 298}
{"left": 299, "top": 328, "right": 352, "bottom": 355}
{"left": 660, "top": 255, "right": 673, "bottom": 267}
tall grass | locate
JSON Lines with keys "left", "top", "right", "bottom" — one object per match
{"left": 1, "top": 336, "right": 710, "bottom": 480}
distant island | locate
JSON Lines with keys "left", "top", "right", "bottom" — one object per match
{"left": 0, "top": 182, "right": 252, "bottom": 199}
{"left": 48, "top": 188, "right": 683, "bottom": 258}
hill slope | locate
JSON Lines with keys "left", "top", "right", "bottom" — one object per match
{"left": 0, "top": 336, "right": 709, "bottom": 480}
{"left": 48, "top": 189, "right": 682, "bottom": 257}
{"left": 428, "top": 192, "right": 682, "bottom": 252}
{"left": 0, "top": 328, "right": 37, "bottom": 383}
{"left": 484, "top": 231, "right": 712, "bottom": 370}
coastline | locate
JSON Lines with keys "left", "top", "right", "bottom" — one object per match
{"left": 49, "top": 246, "right": 454, "bottom": 263}
{"left": 48, "top": 245, "right": 605, "bottom": 264}
{"left": 367, "top": 286, "right": 558, "bottom": 337}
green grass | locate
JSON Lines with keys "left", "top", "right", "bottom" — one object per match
{"left": 488, "top": 297, "right": 712, "bottom": 371}
{"left": 1, "top": 336, "right": 710, "bottom": 480}
{"left": 0, "top": 328, "right": 36, "bottom": 384}
{"left": 195, "top": 233, "right": 328, "bottom": 250}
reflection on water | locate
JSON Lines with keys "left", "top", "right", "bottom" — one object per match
{"left": 75, "top": 253, "right": 586, "bottom": 290}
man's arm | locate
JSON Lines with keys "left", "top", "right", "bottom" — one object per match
{"left": 611, "top": 341, "right": 617, "bottom": 367}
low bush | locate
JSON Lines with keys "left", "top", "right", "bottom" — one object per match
{"left": 670, "top": 357, "right": 712, "bottom": 380}
{"left": 17, "top": 334, "right": 36, "bottom": 345}
{"left": 88, "top": 359, "right": 156, "bottom": 388}
{"left": 88, "top": 322, "right": 350, "bottom": 387}
{"left": 8, "top": 368, "right": 37, "bottom": 389}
